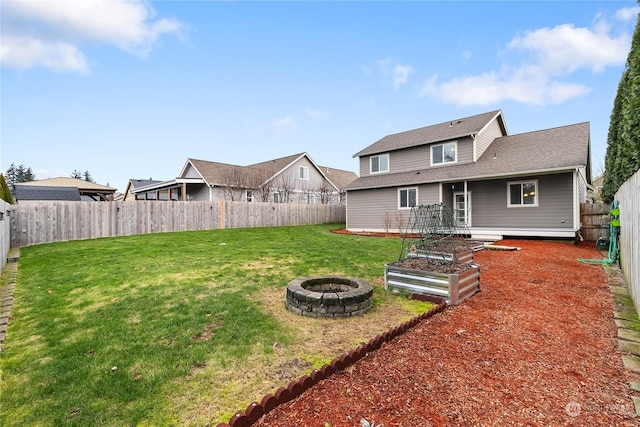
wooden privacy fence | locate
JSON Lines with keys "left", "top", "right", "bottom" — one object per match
{"left": 615, "top": 170, "right": 640, "bottom": 318}
{"left": 0, "top": 200, "right": 11, "bottom": 271}
{"left": 580, "top": 202, "right": 612, "bottom": 241}
{"left": 10, "top": 201, "right": 346, "bottom": 248}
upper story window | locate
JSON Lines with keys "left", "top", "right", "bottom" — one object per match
{"left": 299, "top": 166, "right": 309, "bottom": 180}
{"left": 246, "top": 190, "right": 253, "bottom": 202}
{"left": 508, "top": 180, "right": 538, "bottom": 207}
{"left": 431, "top": 141, "right": 457, "bottom": 165}
{"left": 398, "top": 187, "right": 417, "bottom": 209}
{"left": 370, "top": 153, "right": 389, "bottom": 174}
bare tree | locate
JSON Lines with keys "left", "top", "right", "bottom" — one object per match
{"left": 395, "top": 211, "right": 406, "bottom": 234}
{"left": 316, "top": 181, "right": 334, "bottom": 204}
{"left": 218, "top": 167, "right": 265, "bottom": 201}
{"left": 271, "top": 174, "right": 295, "bottom": 203}
{"left": 383, "top": 210, "right": 392, "bottom": 234}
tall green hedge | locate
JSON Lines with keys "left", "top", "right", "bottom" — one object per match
{"left": 602, "top": 4, "right": 640, "bottom": 203}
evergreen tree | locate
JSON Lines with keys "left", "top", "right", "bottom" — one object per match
{"left": 602, "top": 5, "right": 640, "bottom": 202}
{"left": 71, "top": 170, "right": 83, "bottom": 179}
{"left": 4, "top": 163, "right": 36, "bottom": 196}
{"left": 83, "top": 170, "right": 94, "bottom": 183}
{"left": 0, "top": 174, "right": 15, "bottom": 204}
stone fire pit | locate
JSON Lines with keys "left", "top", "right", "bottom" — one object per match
{"left": 286, "top": 276, "right": 373, "bottom": 318}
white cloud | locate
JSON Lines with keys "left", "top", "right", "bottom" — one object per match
{"left": 615, "top": 6, "right": 640, "bottom": 23}
{"left": 392, "top": 65, "right": 415, "bottom": 90}
{"left": 0, "top": 0, "right": 186, "bottom": 72}
{"left": 1, "top": 36, "right": 88, "bottom": 73}
{"left": 508, "top": 23, "right": 629, "bottom": 74}
{"left": 376, "top": 58, "right": 415, "bottom": 89}
{"left": 420, "top": 10, "right": 629, "bottom": 107}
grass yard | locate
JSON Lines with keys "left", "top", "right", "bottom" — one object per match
{"left": 0, "top": 224, "right": 433, "bottom": 426}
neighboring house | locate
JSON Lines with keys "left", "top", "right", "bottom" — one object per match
{"left": 589, "top": 174, "right": 604, "bottom": 203}
{"left": 15, "top": 177, "right": 116, "bottom": 202}
{"left": 131, "top": 152, "right": 357, "bottom": 204}
{"left": 15, "top": 185, "right": 81, "bottom": 203}
{"left": 345, "top": 110, "right": 592, "bottom": 240}
{"left": 122, "top": 179, "right": 164, "bottom": 201}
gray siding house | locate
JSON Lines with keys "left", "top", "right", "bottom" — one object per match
{"left": 345, "top": 110, "right": 592, "bottom": 240}
{"left": 131, "top": 152, "right": 357, "bottom": 205}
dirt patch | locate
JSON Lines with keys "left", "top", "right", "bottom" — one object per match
{"left": 388, "top": 258, "right": 473, "bottom": 274}
{"left": 255, "top": 240, "right": 637, "bottom": 426}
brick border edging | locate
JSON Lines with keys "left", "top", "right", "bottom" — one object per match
{"left": 217, "top": 298, "right": 448, "bottom": 427}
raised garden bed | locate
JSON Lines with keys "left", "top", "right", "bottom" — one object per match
{"left": 406, "top": 246, "right": 474, "bottom": 263}
{"left": 385, "top": 258, "right": 480, "bottom": 305}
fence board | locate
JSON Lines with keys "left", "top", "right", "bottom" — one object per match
{"left": 9, "top": 201, "right": 345, "bottom": 248}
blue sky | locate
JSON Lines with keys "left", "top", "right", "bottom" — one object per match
{"left": 1, "top": 1, "right": 638, "bottom": 192}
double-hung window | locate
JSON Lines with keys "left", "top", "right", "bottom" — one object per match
{"left": 299, "top": 166, "right": 309, "bottom": 180}
{"left": 246, "top": 190, "right": 253, "bottom": 202}
{"left": 508, "top": 180, "right": 538, "bottom": 207}
{"left": 370, "top": 154, "right": 389, "bottom": 174}
{"left": 431, "top": 142, "right": 457, "bottom": 165}
{"left": 398, "top": 187, "right": 417, "bottom": 209}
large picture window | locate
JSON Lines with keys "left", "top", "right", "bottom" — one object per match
{"left": 370, "top": 154, "right": 389, "bottom": 174}
{"left": 431, "top": 142, "right": 457, "bottom": 165}
{"left": 398, "top": 187, "right": 417, "bottom": 209}
{"left": 508, "top": 180, "right": 538, "bottom": 207}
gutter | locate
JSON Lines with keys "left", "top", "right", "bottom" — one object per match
{"left": 346, "top": 165, "right": 584, "bottom": 191}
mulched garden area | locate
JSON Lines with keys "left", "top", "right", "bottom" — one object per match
{"left": 255, "top": 240, "right": 638, "bottom": 426}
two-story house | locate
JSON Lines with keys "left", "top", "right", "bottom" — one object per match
{"left": 130, "top": 152, "right": 357, "bottom": 205}
{"left": 345, "top": 110, "right": 592, "bottom": 240}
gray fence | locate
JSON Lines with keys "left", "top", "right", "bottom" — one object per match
{"left": 616, "top": 169, "right": 640, "bottom": 316}
{"left": 0, "top": 200, "right": 11, "bottom": 270}
{"left": 10, "top": 201, "right": 346, "bottom": 248}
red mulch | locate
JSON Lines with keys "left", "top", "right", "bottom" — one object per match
{"left": 255, "top": 240, "right": 638, "bottom": 426}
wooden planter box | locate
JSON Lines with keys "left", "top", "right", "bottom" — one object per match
{"left": 405, "top": 248, "right": 474, "bottom": 264}
{"left": 384, "top": 262, "right": 480, "bottom": 305}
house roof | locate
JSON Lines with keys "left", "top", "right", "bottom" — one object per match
{"left": 317, "top": 166, "right": 358, "bottom": 190}
{"left": 353, "top": 110, "right": 506, "bottom": 157}
{"left": 128, "top": 179, "right": 162, "bottom": 189}
{"left": 15, "top": 185, "right": 82, "bottom": 201}
{"left": 186, "top": 158, "right": 268, "bottom": 187}
{"left": 133, "top": 152, "right": 358, "bottom": 194}
{"left": 16, "top": 177, "right": 116, "bottom": 192}
{"left": 346, "top": 121, "right": 591, "bottom": 191}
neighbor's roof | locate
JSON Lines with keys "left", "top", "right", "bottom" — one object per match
{"left": 15, "top": 185, "right": 81, "bottom": 201}
{"left": 353, "top": 110, "right": 505, "bottom": 158}
{"left": 318, "top": 166, "right": 358, "bottom": 190}
{"left": 16, "top": 177, "right": 116, "bottom": 191}
{"left": 128, "top": 179, "right": 162, "bottom": 189}
{"left": 187, "top": 158, "right": 269, "bottom": 186}
{"left": 346, "top": 122, "right": 591, "bottom": 191}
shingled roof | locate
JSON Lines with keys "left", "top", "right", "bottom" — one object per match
{"left": 346, "top": 122, "right": 590, "bottom": 191}
{"left": 16, "top": 185, "right": 81, "bottom": 202}
{"left": 354, "top": 110, "right": 506, "bottom": 157}
{"left": 187, "top": 153, "right": 357, "bottom": 190}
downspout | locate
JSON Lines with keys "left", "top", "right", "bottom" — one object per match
{"left": 464, "top": 180, "right": 469, "bottom": 226}
{"left": 573, "top": 168, "right": 579, "bottom": 233}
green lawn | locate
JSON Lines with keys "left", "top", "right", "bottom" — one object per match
{"left": 0, "top": 224, "right": 433, "bottom": 426}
